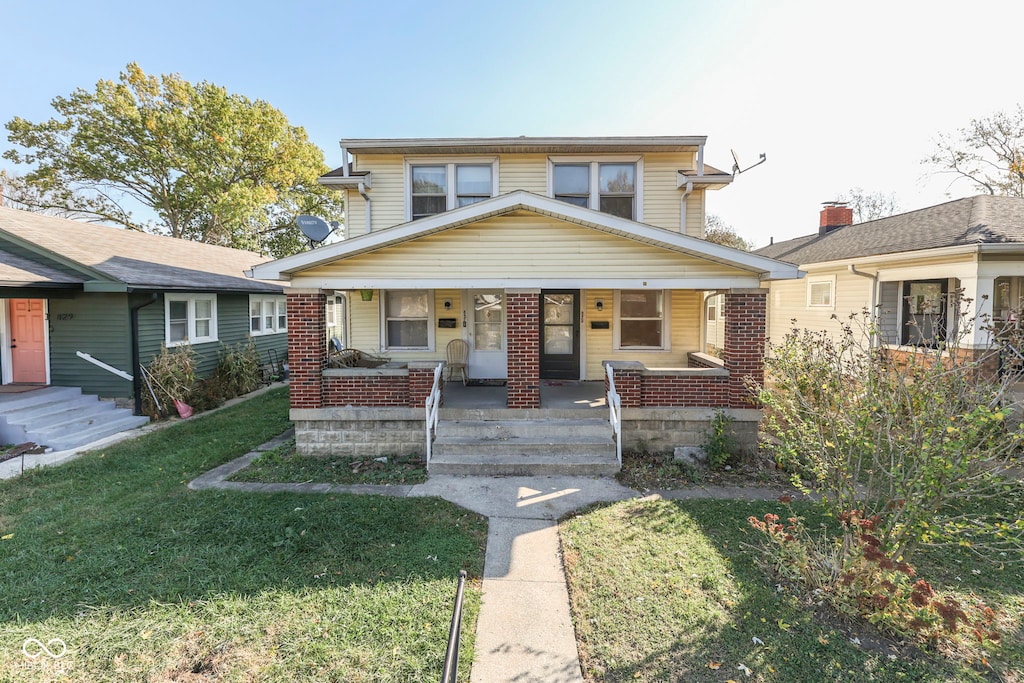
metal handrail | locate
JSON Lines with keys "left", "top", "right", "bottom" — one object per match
{"left": 605, "top": 364, "right": 623, "bottom": 467}
{"left": 441, "top": 570, "right": 468, "bottom": 683}
{"left": 425, "top": 363, "right": 444, "bottom": 468}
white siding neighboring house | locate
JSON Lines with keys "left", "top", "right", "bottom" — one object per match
{"left": 756, "top": 197, "right": 1024, "bottom": 363}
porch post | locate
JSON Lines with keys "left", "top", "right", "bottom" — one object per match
{"left": 723, "top": 288, "right": 767, "bottom": 408}
{"left": 286, "top": 289, "right": 326, "bottom": 410}
{"left": 505, "top": 289, "right": 541, "bottom": 408}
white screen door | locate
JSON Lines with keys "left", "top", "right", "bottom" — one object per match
{"left": 464, "top": 291, "right": 507, "bottom": 379}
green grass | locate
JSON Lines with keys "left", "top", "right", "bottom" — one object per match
{"left": 0, "top": 387, "right": 487, "bottom": 682}
{"left": 232, "top": 439, "right": 428, "bottom": 485}
{"left": 561, "top": 497, "right": 1023, "bottom": 682}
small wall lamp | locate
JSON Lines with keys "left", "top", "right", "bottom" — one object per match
{"left": 360, "top": 289, "right": 374, "bottom": 302}
{"left": 443, "top": 299, "right": 453, "bottom": 310}
{"left": 595, "top": 300, "right": 604, "bottom": 312}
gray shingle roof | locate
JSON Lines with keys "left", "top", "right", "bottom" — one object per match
{"left": 0, "top": 207, "right": 282, "bottom": 292}
{"left": 755, "top": 195, "right": 1024, "bottom": 265}
{"left": 0, "top": 249, "right": 85, "bottom": 286}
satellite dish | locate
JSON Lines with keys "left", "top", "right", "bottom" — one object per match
{"left": 296, "top": 214, "right": 333, "bottom": 246}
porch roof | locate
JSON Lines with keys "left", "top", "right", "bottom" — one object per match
{"left": 251, "top": 191, "right": 802, "bottom": 286}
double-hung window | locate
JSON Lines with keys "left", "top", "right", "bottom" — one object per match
{"left": 166, "top": 294, "right": 217, "bottom": 346}
{"left": 409, "top": 161, "right": 496, "bottom": 220}
{"left": 250, "top": 295, "right": 287, "bottom": 336}
{"left": 616, "top": 290, "right": 668, "bottom": 349}
{"left": 552, "top": 160, "right": 639, "bottom": 220}
{"left": 383, "top": 290, "right": 431, "bottom": 350}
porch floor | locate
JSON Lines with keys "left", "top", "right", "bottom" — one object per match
{"left": 442, "top": 380, "right": 606, "bottom": 410}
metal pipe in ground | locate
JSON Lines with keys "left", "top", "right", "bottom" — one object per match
{"left": 441, "top": 570, "right": 468, "bottom": 683}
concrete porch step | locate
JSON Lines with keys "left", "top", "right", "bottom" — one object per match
{"left": 0, "top": 386, "right": 149, "bottom": 452}
{"left": 430, "top": 417, "right": 618, "bottom": 475}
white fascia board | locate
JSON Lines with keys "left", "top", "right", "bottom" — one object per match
{"left": 319, "top": 174, "right": 371, "bottom": 189}
{"left": 794, "top": 244, "right": 984, "bottom": 272}
{"left": 249, "top": 190, "right": 802, "bottom": 281}
{"left": 289, "top": 276, "right": 764, "bottom": 290}
{"left": 676, "top": 171, "right": 734, "bottom": 188}
{"left": 341, "top": 136, "right": 708, "bottom": 153}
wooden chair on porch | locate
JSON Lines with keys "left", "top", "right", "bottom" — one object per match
{"left": 446, "top": 339, "right": 469, "bottom": 385}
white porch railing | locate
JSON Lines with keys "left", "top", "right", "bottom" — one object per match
{"left": 425, "top": 363, "right": 444, "bottom": 468}
{"left": 605, "top": 364, "right": 623, "bottom": 467}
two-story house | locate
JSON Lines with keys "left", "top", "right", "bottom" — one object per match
{"left": 250, "top": 136, "right": 802, "bottom": 472}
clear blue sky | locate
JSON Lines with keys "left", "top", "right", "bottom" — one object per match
{"left": 3, "top": 0, "right": 1023, "bottom": 246}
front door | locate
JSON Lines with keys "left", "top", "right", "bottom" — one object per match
{"left": 9, "top": 299, "right": 47, "bottom": 384}
{"left": 465, "top": 291, "right": 507, "bottom": 379}
{"left": 540, "top": 290, "right": 580, "bottom": 379}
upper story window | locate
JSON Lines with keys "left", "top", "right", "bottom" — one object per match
{"left": 166, "top": 294, "right": 218, "bottom": 347}
{"left": 551, "top": 160, "right": 639, "bottom": 220}
{"left": 408, "top": 160, "right": 496, "bottom": 220}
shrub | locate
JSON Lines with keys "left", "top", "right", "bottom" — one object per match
{"left": 752, "top": 300, "right": 1024, "bottom": 566}
{"left": 749, "top": 503, "right": 1003, "bottom": 660}
{"left": 703, "top": 409, "right": 737, "bottom": 470}
{"left": 215, "top": 339, "right": 263, "bottom": 398}
{"left": 141, "top": 344, "right": 196, "bottom": 418}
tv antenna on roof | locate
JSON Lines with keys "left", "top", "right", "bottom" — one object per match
{"left": 296, "top": 215, "right": 337, "bottom": 248}
{"left": 731, "top": 149, "right": 767, "bottom": 175}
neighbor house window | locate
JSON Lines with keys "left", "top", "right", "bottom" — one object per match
{"left": 250, "top": 295, "right": 286, "bottom": 336}
{"left": 551, "top": 160, "right": 638, "bottom": 219}
{"left": 902, "top": 279, "right": 948, "bottom": 347}
{"left": 409, "top": 161, "right": 496, "bottom": 220}
{"left": 166, "top": 294, "right": 217, "bottom": 346}
{"left": 706, "top": 295, "right": 718, "bottom": 322}
{"left": 383, "top": 290, "right": 431, "bottom": 349}
{"left": 807, "top": 277, "right": 835, "bottom": 308}
{"left": 616, "top": 290, "right": 668, "bottom": 349}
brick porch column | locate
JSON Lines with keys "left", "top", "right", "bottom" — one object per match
{"left": 506, "top": 290, "right": 540, "bottom": 408}
{"left": 408, "top": 361, "right": 445, "bottom": 408}
{"left": 286, "top": 289, "right": 326, "bottom": 409}
{"left": 603, "top": 361, "right": 643, "bottom": 408}
{"left": 723, "top": 289, "right": 767, "bottom": 408}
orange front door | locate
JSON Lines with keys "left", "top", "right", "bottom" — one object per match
{"left": 9, "top": 299, "right": 47, "bottom": 384}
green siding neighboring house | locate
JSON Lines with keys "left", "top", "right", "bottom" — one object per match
{"left": 0, "top": 206, "right": 287, "bottom": 409}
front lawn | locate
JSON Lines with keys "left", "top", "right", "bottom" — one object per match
{"left": 233, "top": 438, "right": 428, "bottom": 485}
{"left": 0, "top": 387, "right": 487, "bottom": 682}
{"left": 561, "top": 498, "right": 1023, "bottom": 682}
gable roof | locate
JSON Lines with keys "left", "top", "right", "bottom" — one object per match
{"left": 0, "top": 206, "right": 282, "bottom": 293}
{"left": 756, "top": 195, "right": 1024, "bottom": 265}
{"left": 251, "top": 190, "right": 801, "bottom": 282}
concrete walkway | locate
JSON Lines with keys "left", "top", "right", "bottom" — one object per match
{"left": 190, "top": 437, "right": 799, "bottom": 682}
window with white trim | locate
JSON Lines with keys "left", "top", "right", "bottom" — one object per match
{"left": 552, "top": 160, "right": 638, "bottom": 219}
{"left": 706, "top": 296, "right": 718, "bottom": 322}
{"left": 409, "top": 161, "right": 496, "bottom": 220}
{"left": 250, "top": 295, "right": 287, "bottom": 336}
{"left": 615, "top": 290, "right": 668, "bottom": 349}
{"left": 806, "top": 277, "right": 835, "bottom": 308}
{"left": 383, "top": 290, "right": 432, "bottom": 350}
{"left": 166, "top": 294, "right": 218, "bottom": 346}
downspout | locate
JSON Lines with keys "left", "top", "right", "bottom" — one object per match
{"left": 130, "top": 292, "right": 159, "bottom": 416}
{"left": 848, "top": 264, "right": 879, "bottom": 345}
{"left": 680, "top": 180, "right": 693, "bottom": 235}
{"left": 359, "top": 181, "right": 371, "bottom": 234}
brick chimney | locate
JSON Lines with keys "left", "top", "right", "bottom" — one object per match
{"left": 819, "top": 201, "right": 853, "bottom": 235}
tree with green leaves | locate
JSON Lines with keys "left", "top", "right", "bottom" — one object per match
{"left": 703, "top": 214, "right": 752, "bottom": 251}
{"left": 4, "top": 63, "right": 342, "bottom": 257}
{"left": 925, "top": 106, "right": 1024, "bottom": 197}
